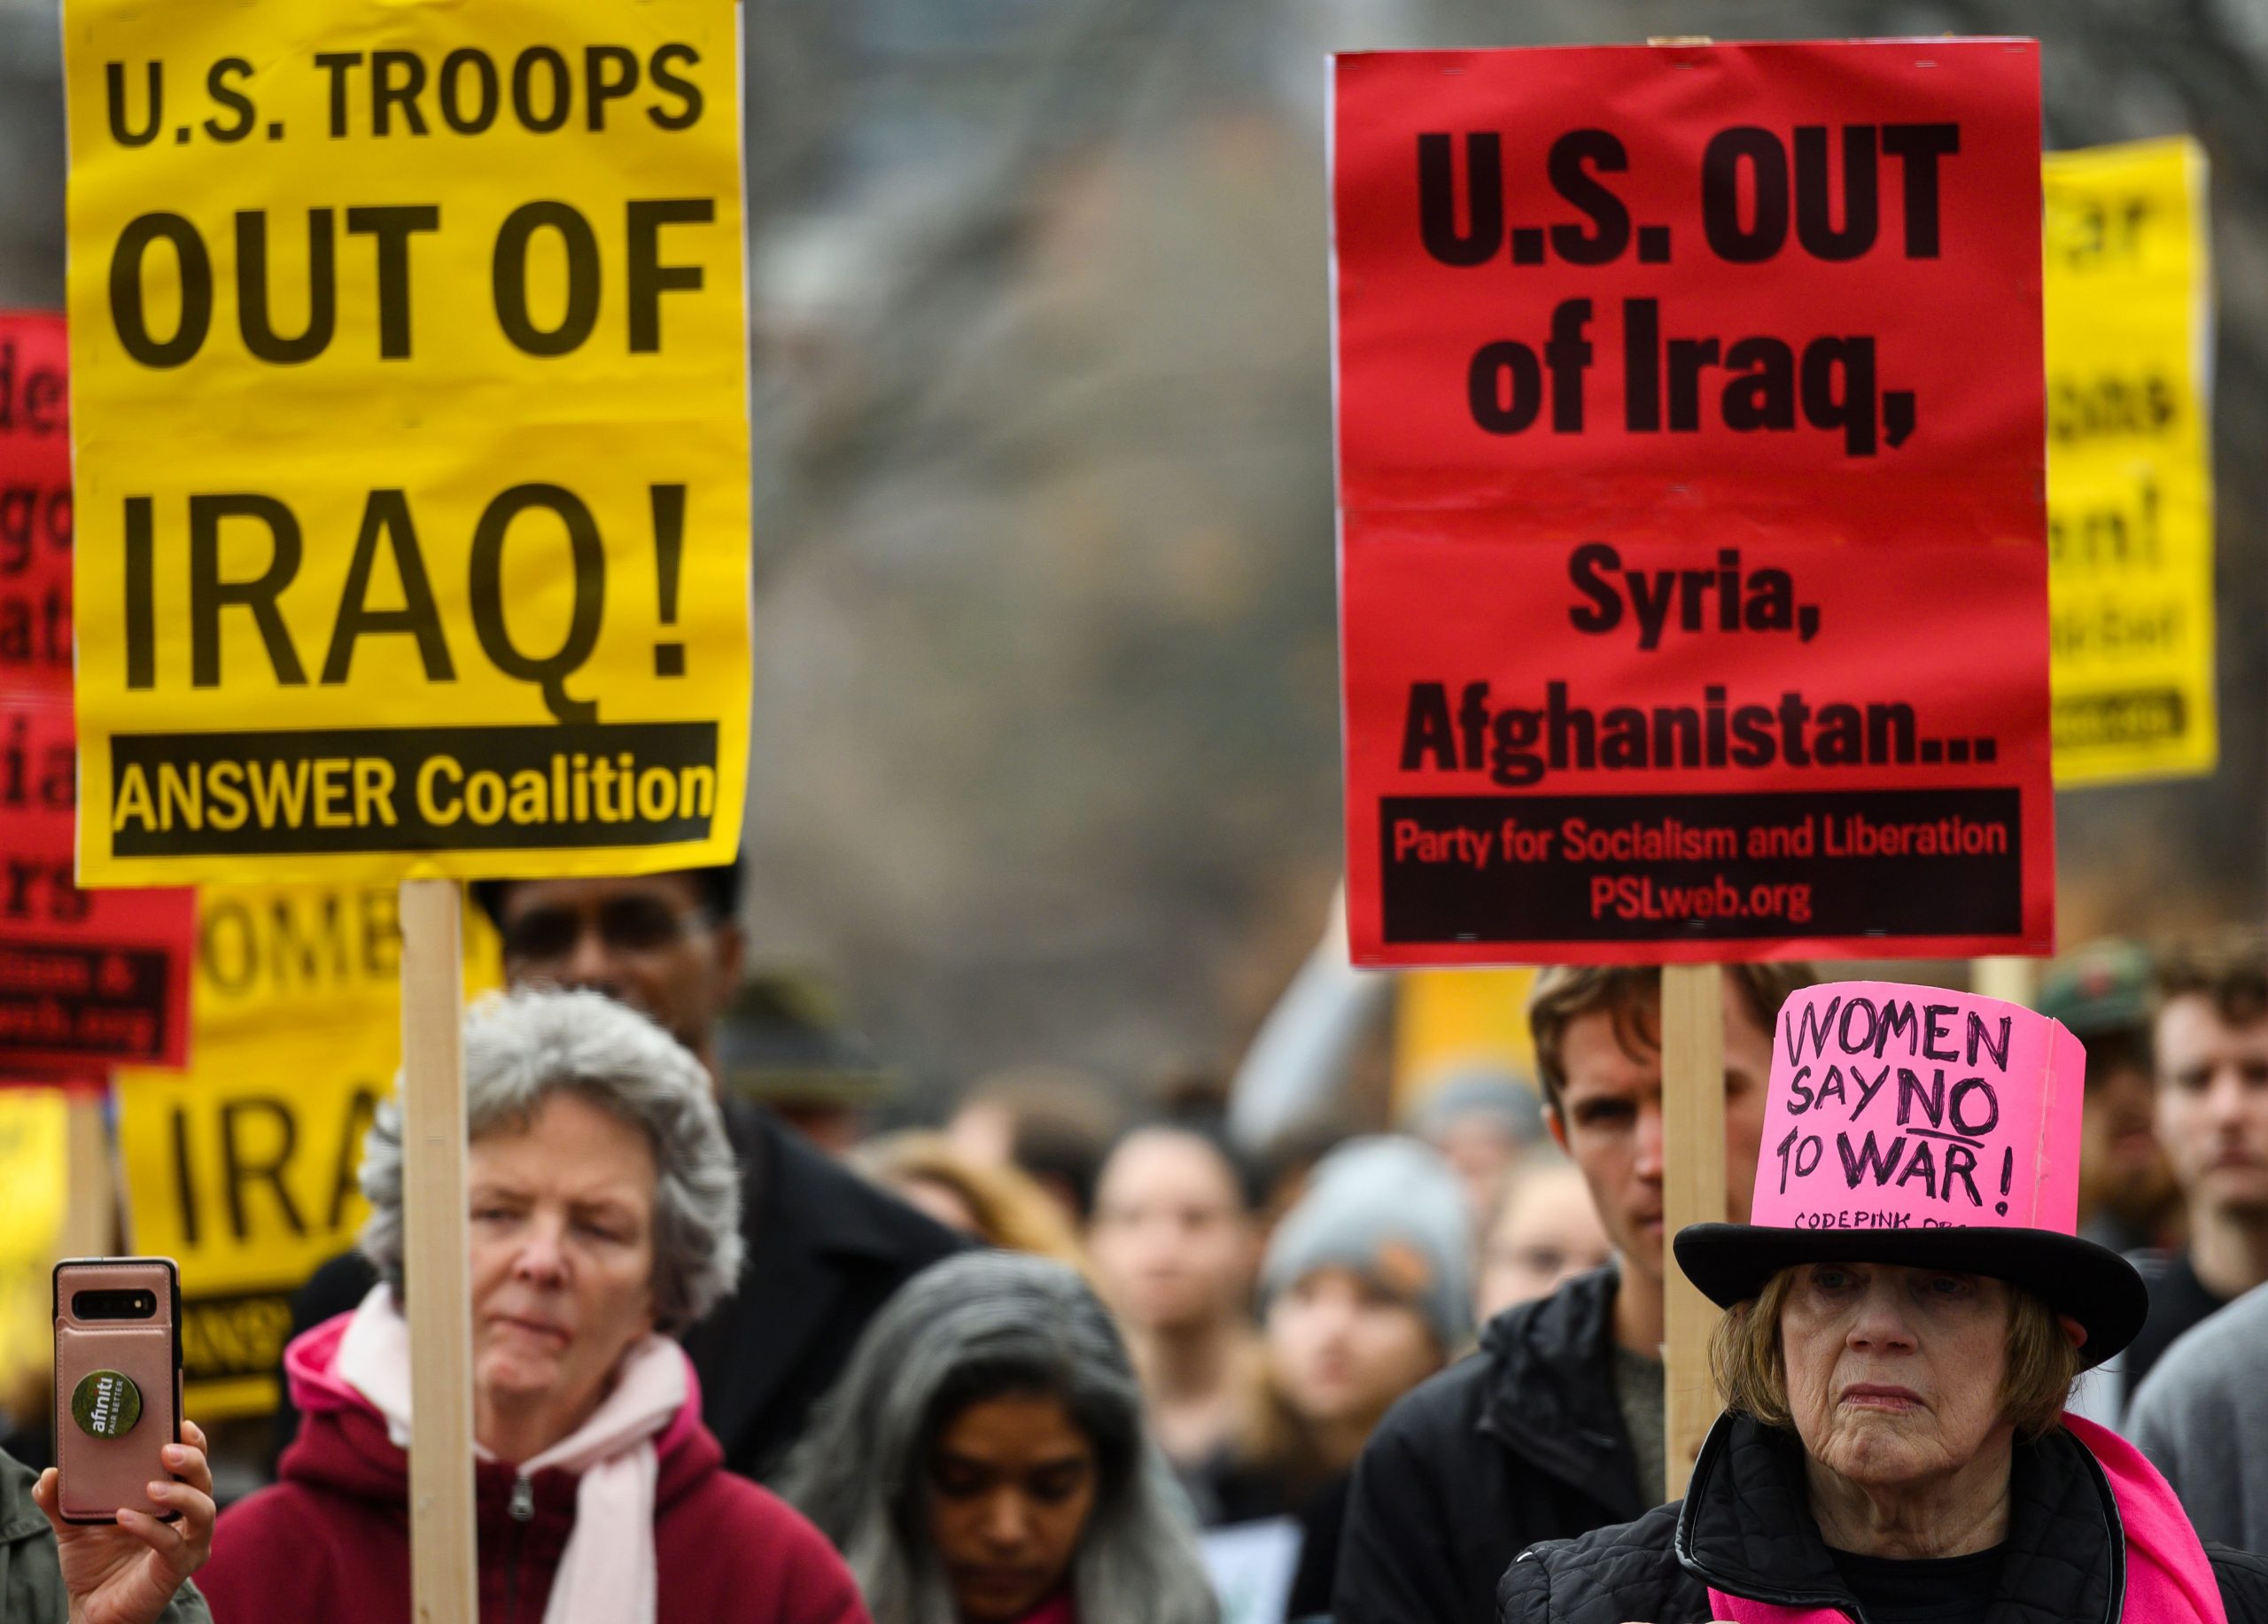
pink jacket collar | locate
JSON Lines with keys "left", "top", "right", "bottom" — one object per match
{"left": 1706, "top": 1413, "right": 2224, "bottom": 1624}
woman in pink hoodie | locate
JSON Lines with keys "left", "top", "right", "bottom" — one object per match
{"left": 199, "top": 987, "right": 870, "bottom": 1624}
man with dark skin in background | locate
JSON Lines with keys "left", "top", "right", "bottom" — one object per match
{"left": 276, "top": 865, "right": 960, "bottom": 1480}
{"left": 493, "top": 874, "right": 747, "bottom": 1071}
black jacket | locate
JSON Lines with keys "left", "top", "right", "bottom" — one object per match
{"left": 1498, "top": 1412, "right": 2268, "bottom": 1624}
{"left": 1335, "top": 1266, "right": 1651, "bottom": 1624}
{"left": 683, "top": 1097, "right": 965, "bottom": 1478}
{"left": 277, "top": 1098, "right": 963, "bottom": 1481}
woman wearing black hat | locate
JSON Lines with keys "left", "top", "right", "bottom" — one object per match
{"left": 1498, "top": 982, "right": 2268, "bottom": 1624}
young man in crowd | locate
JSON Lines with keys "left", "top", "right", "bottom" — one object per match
{"left": 2119, "top": 930, "right": 2268, "bottom": 1397}
{"left": 278, "top": 864, "right": 963, "bottom": 1480}
{"left": 1331, "top": 962, "right": 1809, "bottom": 1624}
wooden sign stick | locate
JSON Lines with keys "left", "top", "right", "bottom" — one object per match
{"left": 1661, "top": 962, "right": 1726, "bottom": 1499}
{"left": 1973, "top": 956, "right": 2040, "bottom": 1008}
{"left": 60, "top": 1090, "right": 115, "bottom": 1258}
{"left": 1647, "top": 30, "right": 1727, "bottom": 1504}
{"left": 400, "top": 878, "right": 477, "bottom": 1624}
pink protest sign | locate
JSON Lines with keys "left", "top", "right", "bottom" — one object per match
{"left": 1759, "top": 981, "right": 2084, "bottom": 1234}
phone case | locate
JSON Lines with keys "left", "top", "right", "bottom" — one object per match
{"left": 52, "top": 1257, "right": 181, "bottom": 1524}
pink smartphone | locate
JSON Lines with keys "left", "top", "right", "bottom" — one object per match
{"left": 52, "top": 1257, "right": 182, "bottom": 1524}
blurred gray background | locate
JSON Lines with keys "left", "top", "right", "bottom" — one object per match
{"left": 5, "top": 0, "right": 2261, "bottom": 1103}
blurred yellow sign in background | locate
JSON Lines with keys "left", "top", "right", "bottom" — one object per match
{"left": 2044, "top": 137, "right": 2217, "bottom": 785}
{"left": 1392, "top": 967, "right": 1538, "bottom": 1115}
{"left": 116, "top": 883, "right": 500, "bottom": 1418}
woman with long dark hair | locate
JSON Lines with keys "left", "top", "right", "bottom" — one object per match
{"left": 784, "top": 1251, "right": 1218, "bottom": 1624}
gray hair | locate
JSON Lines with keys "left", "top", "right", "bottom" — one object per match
{"left": 359, "top": 986, "right": 742, "bottom": 1332}
{"left": 782, "top": 1252, "right": 1219, "bottom": 1624}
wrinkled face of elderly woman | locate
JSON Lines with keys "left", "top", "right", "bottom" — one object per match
{"left": 1780, "top": 1262, "right": 2014, "bottom": 1488}
{"left": 469, "top": 1090, "right": 660, "bottom": 1445}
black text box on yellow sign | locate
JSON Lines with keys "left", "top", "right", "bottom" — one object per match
{"left": 116, "top": 882, "right": 500, "bottom": 1418}
{"left": 108, "top": 722, "right": 718, "bottom": 855}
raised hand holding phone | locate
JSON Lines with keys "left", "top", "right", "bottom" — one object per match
{"left": 35, "top": 1258, "right": 214, "bottom": 1624}
{"left": 30, "top": 1420, "right": 215, "bottom": 1624}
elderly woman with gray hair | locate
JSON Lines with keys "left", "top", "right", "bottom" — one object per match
{"left": 200, "top": 987, "right": 869, "bottom": 1624}
{"left": 1496, "top": 983, "right": 2268, "bottom": 1624}
{"left": 784, "top": 1250, "right": 1218, "bottom": 1624}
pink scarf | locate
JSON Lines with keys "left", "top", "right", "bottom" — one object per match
{"left": 1706, "top": 1414, "right": 2225, "bottom": 1624}
{"left": 1010, "top": 1594, "right": 1077, "bottom": 1624}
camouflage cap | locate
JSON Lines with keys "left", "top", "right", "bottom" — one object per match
{"left": 2035, "top": 939, "right": 2152, "bottom": 1037}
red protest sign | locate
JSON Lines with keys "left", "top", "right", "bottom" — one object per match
{"left": 0, "top": 695, "right": 193, "bottom": 1069}
{"left": 1, "top": 311, "right": 72, "bottom": 699}
{"left": 2, "top": 312, "right": 192, "bottom": 1069}
{"left": 1332, "top": 40, "right": 2050, "bottom": 965}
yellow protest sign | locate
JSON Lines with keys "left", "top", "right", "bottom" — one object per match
{"left": 1391, "top": 967, "right": 1537, "bottom": 1115}
{"left": 115, "top": 883, "right": 500, "bottom": 1417}
{"left": 0, "top": 1091, "right": 66, "bottom": 1411}
{"left": 64, "top": 3, "right": 750, "bottom": 885}
{"left": 2043, "top": 138, "right": 2217, "bottom": 784}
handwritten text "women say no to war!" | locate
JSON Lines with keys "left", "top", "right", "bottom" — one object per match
{"left": 1773, "top": 991, "right": 2019, "bottom": 1224}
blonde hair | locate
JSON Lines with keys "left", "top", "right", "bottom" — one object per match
{"left": 1233, "top": 1357, "right": 1338, "bottom": 1497}
{"left": 856, "top": 1131, "right": 1091, "bottom": 1272}
{"left": 1709, "top": 1266, "right": 2079, "bottom": 1442}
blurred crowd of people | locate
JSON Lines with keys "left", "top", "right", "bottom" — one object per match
{"left": 8, "top": 858, "right": 2268, "bottom": 1624}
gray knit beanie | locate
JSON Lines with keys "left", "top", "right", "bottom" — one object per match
{"left": 1403, "top": 1068, "right": 1546, "bottom": 1149}
{"left": 1260, "top": 1135, "right": 1473, "bottom": 1350}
